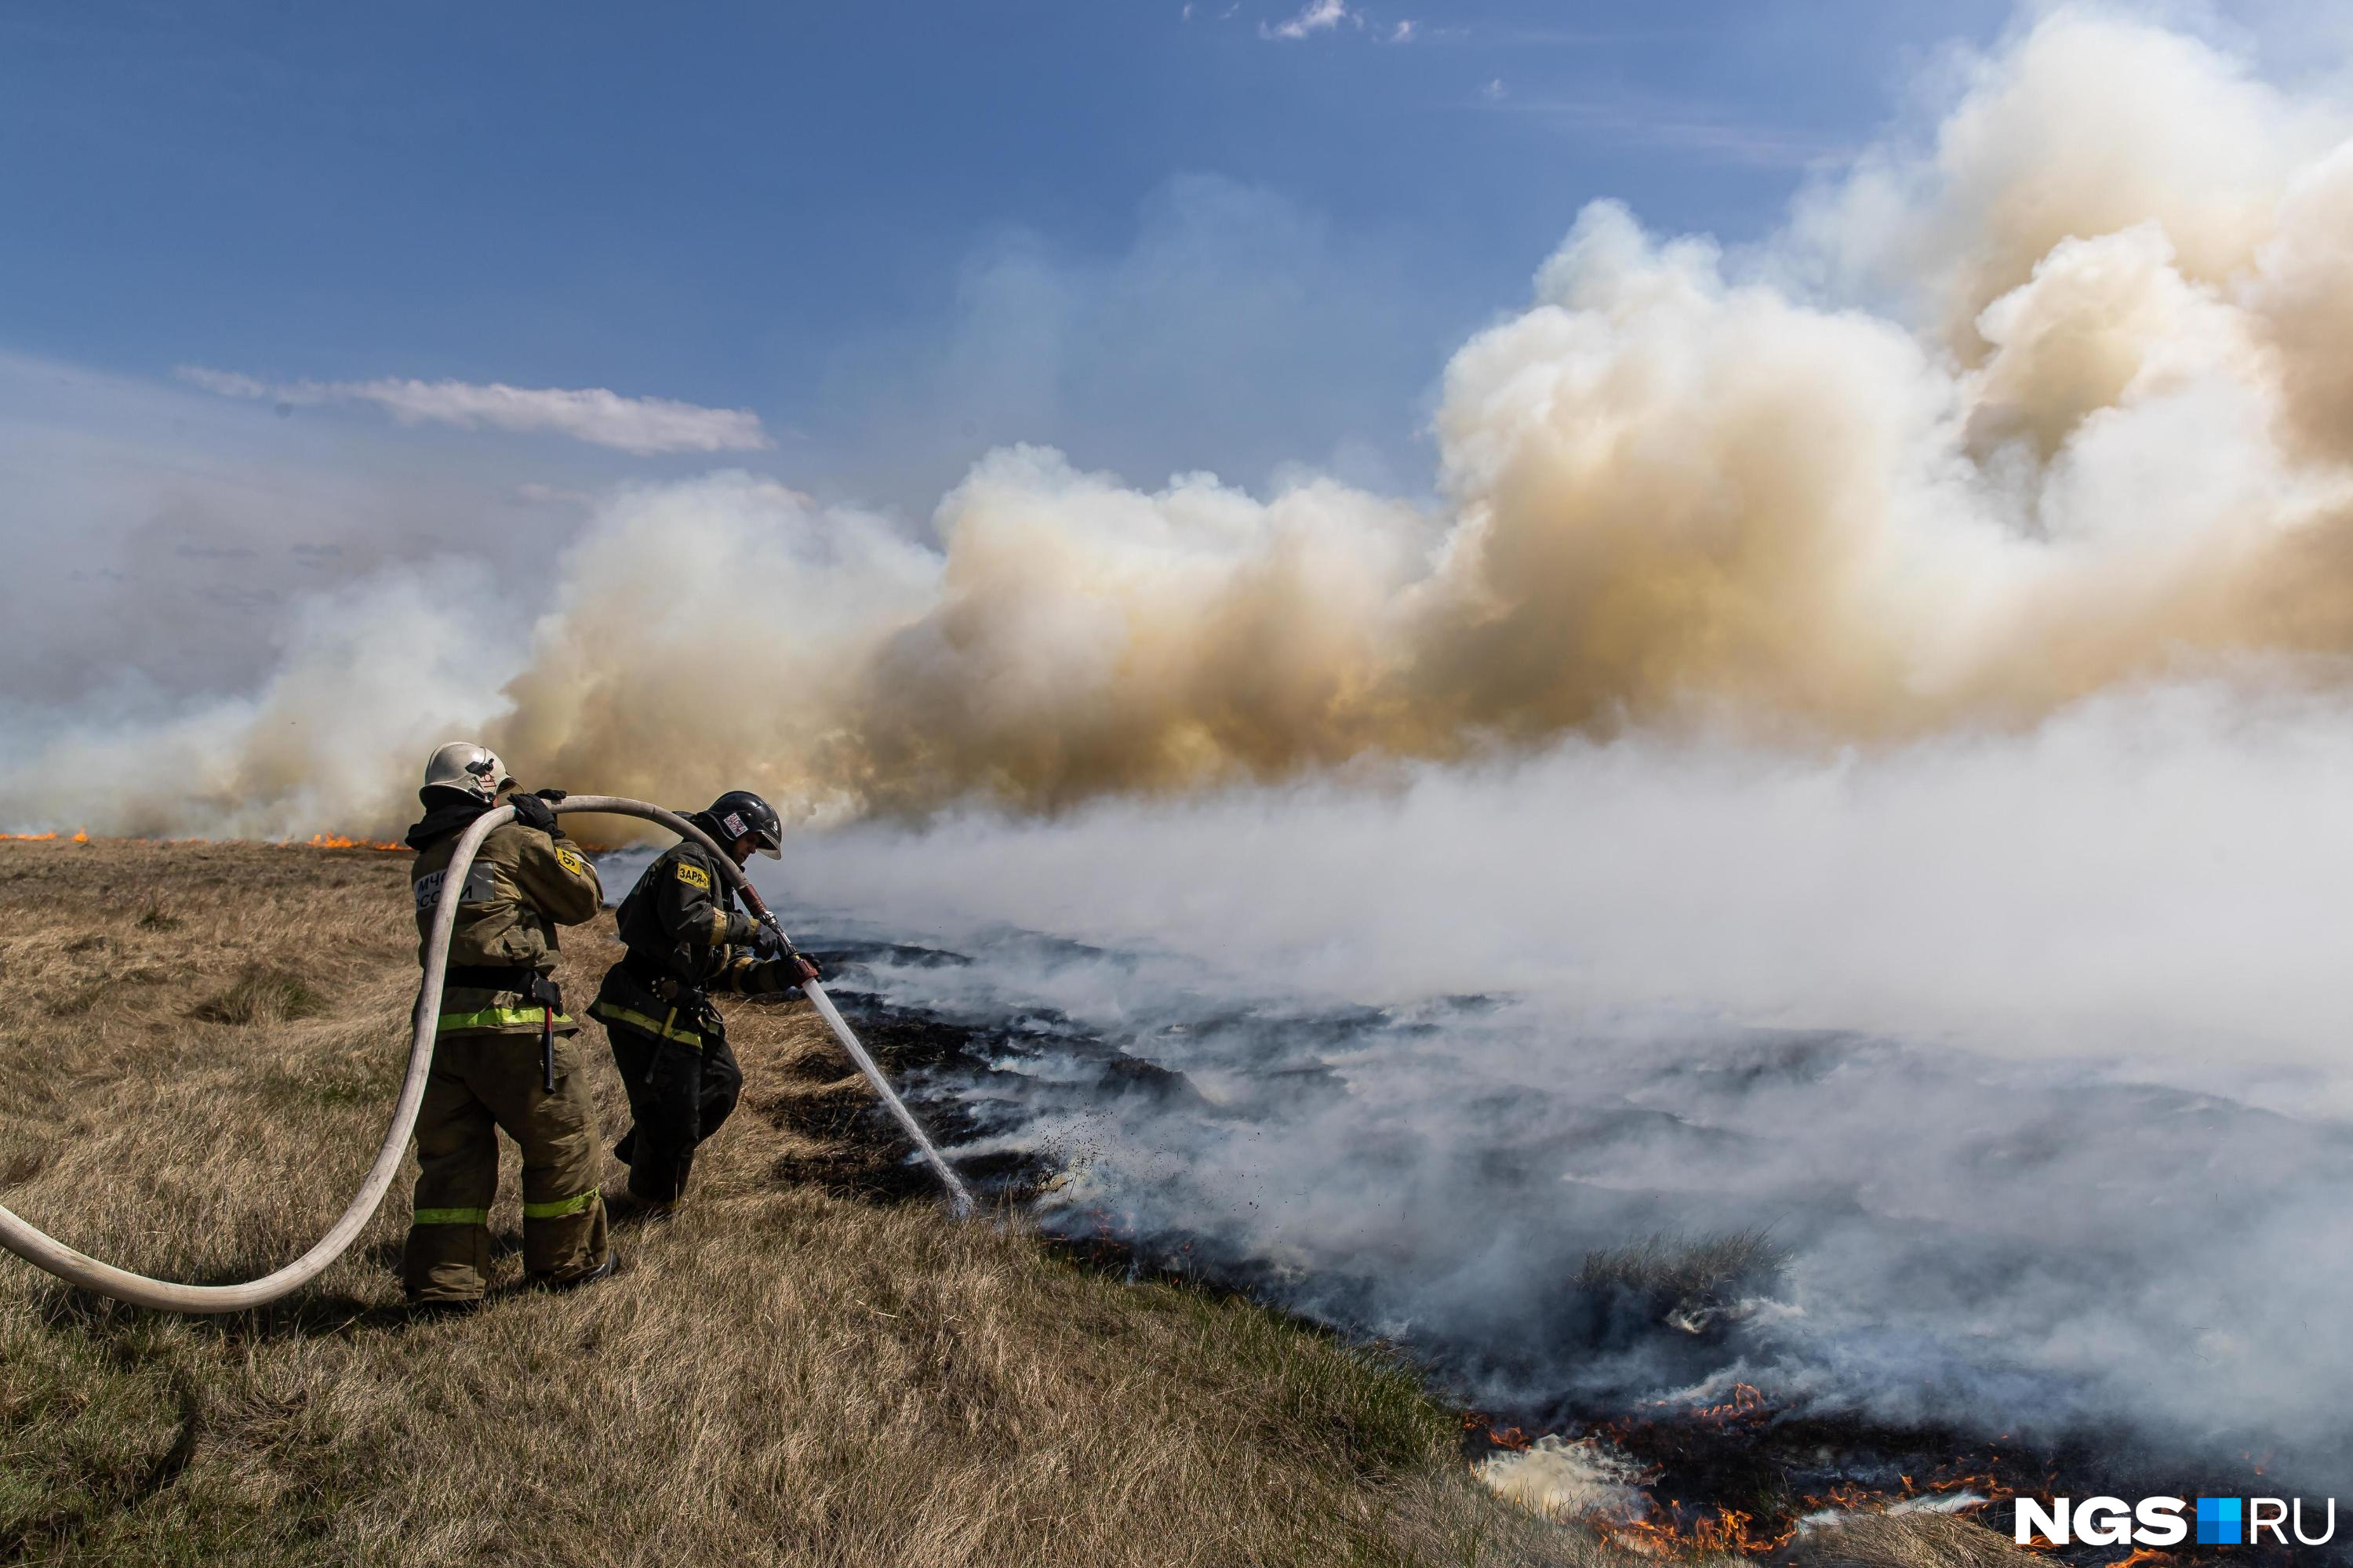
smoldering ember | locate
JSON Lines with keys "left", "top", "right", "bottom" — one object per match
{"left": 5, "top": 5, "right": 2353, "bottom": 1566}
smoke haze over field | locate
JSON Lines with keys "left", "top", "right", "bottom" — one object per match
{"left": 773, "top": 705, "right": 2353, "bottom": 1490}
{"left": 16, "top": 8, "right": 2353, "bottom": 840}
{"left": 784, "top": 686, "right": 2353, "bottom": 1089}
{"left": 14, "top": 0, "right": 2353, "bottom": 1495}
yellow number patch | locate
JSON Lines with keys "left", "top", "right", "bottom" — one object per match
{"left": 675, "top": 861, "right": 711, "bottom": 891}
{"left": 554, "top": 847, "right": 586, "bottom": 877}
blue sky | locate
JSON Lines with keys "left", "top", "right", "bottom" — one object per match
{"left": 8, "top": 0, "right": 2342, "bottom": 716}
{"left": 2, "top": 2, "right": 2029, "bottom": 489}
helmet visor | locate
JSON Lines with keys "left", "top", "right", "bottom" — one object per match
{"left": 425, "top": 742, "right": 510, "bottom": 802}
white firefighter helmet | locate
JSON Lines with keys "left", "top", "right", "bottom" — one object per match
{"left": 422, "top": 741, "right": 511, "bottom": 804}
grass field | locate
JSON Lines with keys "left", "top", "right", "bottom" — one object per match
{"left": 0, "top": 837, "right": 2028, "bottom": 1567}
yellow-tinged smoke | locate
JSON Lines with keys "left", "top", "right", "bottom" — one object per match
{"left": 18, "top": 7, "right": 2353, "bottom": 839}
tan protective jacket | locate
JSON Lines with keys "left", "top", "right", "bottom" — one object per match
{"left": 411, "top": 816, "right": 603, "bottom": 1038}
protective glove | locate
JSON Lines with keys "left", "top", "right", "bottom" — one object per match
{"left": 508, "top": 792, "right": 558, "bottom": 835}
{"left": 722, "top": 910, "right": 764, "bottom": 946}
{"left": 532, "top": 788, "right": 568, "bottom": 803}
{"left": 751, "top": 923, "right": 821, "bottom": 984}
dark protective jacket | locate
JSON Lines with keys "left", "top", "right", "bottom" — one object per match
{"left": 409, "top": 791, "right": 604, "bottom": 1039}
{"left": 589, "top": 813, "right": 799, "bottom": 1050}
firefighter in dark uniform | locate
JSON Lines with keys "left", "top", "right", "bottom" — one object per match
{"left": 590, "top": 790, "right": 819, "bottom": 1212}
{"left": 403, "top": 741, "right": 616, "bottom": 1304}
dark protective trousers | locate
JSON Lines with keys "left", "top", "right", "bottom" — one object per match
{"left": 402, "top": 1029, "right": 609, "bottom": 1301}
{"left": 606, "top": 1016, "right": 742, "bottom": 1205}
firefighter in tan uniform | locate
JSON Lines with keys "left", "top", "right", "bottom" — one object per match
{"left": 403, "top": 741, "right": 615, "bottom": 1304}
{"left": 591, "top": 789, "right": 818, "bottom": 1211}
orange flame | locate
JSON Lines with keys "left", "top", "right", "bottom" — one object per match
{"left": 0, "top": 832, "right": 60, "bottom": 842}
{"left": 1599, "top": 1504, "right": 1787, "bottom": 1559}
{"left": 1464, "top": 1412, "right": 1534, "bottom": 1451}
{"left": 302, "top": 833, "right": 406, "bottom": 851}
{"left": 1695, "top": 1383, "right": 1769, "bottom": 1424}
{"left": 1546, "top": 1384, "right": 2059, "bottom": 1560}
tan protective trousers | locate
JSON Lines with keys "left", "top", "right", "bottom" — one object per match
{"left": 402, "top": 1028, "right": 609, "bottom": 1302}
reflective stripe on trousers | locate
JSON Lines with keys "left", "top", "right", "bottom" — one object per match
{"left": 417, "top": 1193, "right": 595, "bottom": 1224}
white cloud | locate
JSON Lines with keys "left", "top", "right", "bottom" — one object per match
{"left": 1390, "top": 19, "right": 1415, "bottom": 42}
{"left": 1261, "top": 0, "right": 1347, "bottom": 42}
{"left": 176, "top": 366, "right": 771, "bottom": 455}
{"left": 1480, "top": 76, "right": 1506, "bottom": 101}
{"left": 0, "top": 350, "right": 586, "bottom": 711}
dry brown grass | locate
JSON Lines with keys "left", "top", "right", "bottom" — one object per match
{"left": 0, "top": 839, "right": 2039, "bottom": 1568}
{"left": 1787, "top": 1510, "right": 2032, "bottom": 1568}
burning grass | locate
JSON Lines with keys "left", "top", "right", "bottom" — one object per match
{"left": 1464, "top": 1369, "right": 2310, "bottom": 1568}
{"left": 0, "top": 837, "right": 2060, "bottom": 1566}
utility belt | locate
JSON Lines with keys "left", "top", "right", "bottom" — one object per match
{"left": 618, "top": 953, "right": 704, "bottom": 1008}
{"left": 444, "top": 964, "right": 563, "bottom": 1010}
{"left": 432, "top": 966, "right": 572, "bottom": 1095}
{"left": 594, "top": 955, "right": 720, "bottom": 1054}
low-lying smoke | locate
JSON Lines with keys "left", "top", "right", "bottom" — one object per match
{"left": 776, "top": 716, "right": 2353, "bottom": 1487}
{"left": 13, "top": 8, "right": 2353, "bottom": 839}
{"left": 785, "top": 682, "right": 2353, "bottom": 1090}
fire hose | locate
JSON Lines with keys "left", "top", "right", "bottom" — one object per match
{"left": 0, "top": 795, "right": 973, "bottom": 1315}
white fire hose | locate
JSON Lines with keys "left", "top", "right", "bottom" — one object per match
{"left": 0, "top": 795, "right": 973, "bottom": 1315}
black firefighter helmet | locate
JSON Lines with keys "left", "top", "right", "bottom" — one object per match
{"left": 704, "top": 789, "right": 784, "bottom": 860}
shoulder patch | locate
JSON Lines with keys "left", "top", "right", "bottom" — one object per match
{"left": 554, "top": 846, "right": 587, "bottom": 877}
{"left": 413, "top": 862, "right": 499, "bottom": 911}
{"left": 675, "top": 860, "right": 711, "bottom": 891}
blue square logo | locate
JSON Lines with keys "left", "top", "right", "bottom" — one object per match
{"left": 2197, "top": 1497, "right": 2243, "bottom": 1546}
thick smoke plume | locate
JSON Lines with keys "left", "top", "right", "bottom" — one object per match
{"left": 14, "top": 9, "right": 2353, "bottom": 839}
